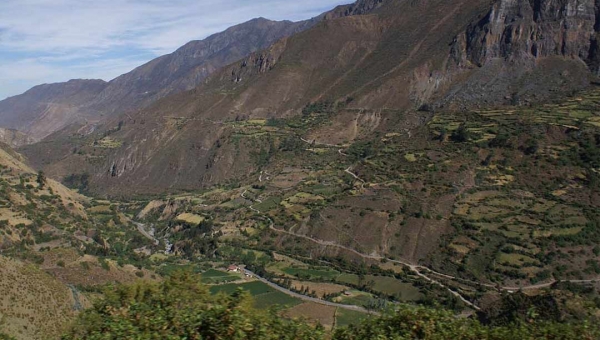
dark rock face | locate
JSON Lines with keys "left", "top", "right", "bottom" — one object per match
{"left": 325, "top": 0, "right": 386, "bottom": 19}
{"left": 440, "top": 0, "right": 600, "bottom": 109}
{"left": 452, "top": 0, "right": 599, "bottom": 69}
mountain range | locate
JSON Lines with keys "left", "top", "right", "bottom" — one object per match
{"left": 0, "top": 17, "right": 322, "bottom": 140}
{"left": 0, "top": 0, "right": 391, "bottom": 142}
{"left": 12, "top": 0, "right": 599, "bottom": 196}
{"left": 2, "top": 1, "right": 600, "bottom": 338}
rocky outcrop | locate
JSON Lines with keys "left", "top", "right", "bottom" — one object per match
{"left": 324, "top": 0, "right": 386, "bottom": 20}
{"left": 0, "top": 128, "right": 37, "bottom": 147}
{"left": 428, "top": 0, "right": 600, "bottom": 109}
{"left": 451, "top": 0, "right": 599, "bottom": 70}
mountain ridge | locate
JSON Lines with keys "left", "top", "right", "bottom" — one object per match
{"left": 21, "top": 0, "right": 600, "bottom": 196}
{"left": 0, "top": 16, "right": 325, "bottom": 140}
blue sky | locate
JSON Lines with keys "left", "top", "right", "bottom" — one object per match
{"left": 0, "top": 0, "right": 350, "bottom": 100}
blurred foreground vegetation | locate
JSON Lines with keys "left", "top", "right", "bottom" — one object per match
{"left": 62, "top": 273, "right": 600, "bottom": 340}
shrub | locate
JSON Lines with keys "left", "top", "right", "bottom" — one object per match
{"left": 451, "top": 124, "right": 470, "bottom": 143}
{"left": 63, "top": 273, "right": 324, "bottom": 340}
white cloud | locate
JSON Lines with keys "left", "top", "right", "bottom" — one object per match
{"left": 0, "top": 0, "right": 350, "bottom": 99}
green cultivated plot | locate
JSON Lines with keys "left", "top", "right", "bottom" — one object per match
{"left": 210, "top": 281, "right": 301, "bottom": 309}
{"left": 200, "top": 269, "right": 241, "bottom": 284}
{"left": 210, "top": 281, "right": 273, "bottom": 296}
{"left": 335, "top": 309, "right": 369, "bottom": 328}
{"left": 282, "top": 267, "right": 340, "bottom": 280}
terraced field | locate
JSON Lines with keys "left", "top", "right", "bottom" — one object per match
{"left": 129, "top": 90, "right": 600, "bottom": 317}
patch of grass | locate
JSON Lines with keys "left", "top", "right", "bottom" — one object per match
{"left": 336, "top": 273, "right": 360, "bottom": 285}
{"left": 253, "top": 291, "right": 301, "bottom": 309}
{"left": 157, "top": 264, "right": 202, "bottom": 276}
{"left": 404, "top": 153, "right": 417, "bottom": 162}
{"left": 94, "top": 137, "right": 122, "bottom": 149}
{"left": 200, "top": 269, "right": 241, "bottom": 284}
{"left": 176, "top": 213, "right": 204, "bottom": 225}
{"left": 209, "top": 281, "right": 273, "bottom": 296}
{"left": 254, "top": 197, "right": 282, "bottom": 211}
{"left": 282, "top": 267, "right": 340, "bottom": 280}
{"left": 368, "top": 276, "right": 422, "bottom": 300}
{"left": 335, "top": 308, "right": 369, "bottom": 328}
{"left": 336, "top": 291, "right": 374, "bottom": 306}
{"left": 497, "top": 252, "right": 540, "bottom": 267}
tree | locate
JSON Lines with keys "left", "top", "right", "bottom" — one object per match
{"left": 62, "top": 274, "right": 599, "bottom": 340}
{"left": 451, "top": 124, "right": 470, "bottom": 143}
{"left": 36, "top": 170, "right": 46, "bottom": 189}
{"left": 332, "top": 304, "right": 599, "bottom": 340}
{"left": 63, "top": 273, "right": 324, "bottom": 340}
{"left": 522, "top": 138, "right": 539, "bottom": 155}
{"left": 347, "top": 141, "right": 374, "bottom": 161}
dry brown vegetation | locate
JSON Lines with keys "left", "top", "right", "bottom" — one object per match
{"left": 284, "top": 302, "right": 337, "bottom": 330}
{"left": 0, "top": 256, "right": 78, "bottom": 340}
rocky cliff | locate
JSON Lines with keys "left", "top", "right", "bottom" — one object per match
{"left": 437, "top": 0, "right": 600, "bottom": 108}
{"left": 451, "top": 0, "right": 597, "bottom": 67}
{"left": 325, "top": 0, "right": 386, "bottom": 19}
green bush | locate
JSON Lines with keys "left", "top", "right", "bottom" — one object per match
{"left": 62, "top": 273, "right": 599, "bottom": 340}
{"left": 62, "top": 273, "right": 324, "bottom": 340}
{"left": 333, "top": 305, "right": 599, "bottom": 340}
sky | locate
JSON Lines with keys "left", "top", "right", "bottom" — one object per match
{"left": 0, "top": 0, "right": 350, "bottom": 100}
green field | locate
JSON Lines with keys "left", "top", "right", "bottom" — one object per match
{"left": 200, "top": 269, "right": 241, "bottom": 284}
{"left": 210, "top": 281, "right": 273, "bottom": 296}
{"left": 336, "top": 291, "right": 374, "bottom": 307}
{"left": 253, "top": 291, "right": 302, "bottom": 309}
{"left": 210, "top": 281, "right": 301, "bottom": 310}
{"left": 368, "top": 276, "right": 422, "bottom": 301}
{"left": 335, "top": 308, "right": 370, "bottom": 328}
{"left": 282, "top": 266, "right": 340, "bottom": 280}
{"left": 336, "top": 273, "right": 360, "bottom": 285}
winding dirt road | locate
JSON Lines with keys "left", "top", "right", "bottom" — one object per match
{"left": 265, "top": 220, "right": 481, "bottom": 310}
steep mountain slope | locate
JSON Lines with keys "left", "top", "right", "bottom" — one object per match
{"left": 87, "top": 17, "right": 322, "bottom": 116}
{"left": 0, "top": 80, "right": 107, "bottom": 140}
{"left": 0, "top": 256, "right": 78, "bottom": 340}
{"left": 0, "top": 128, "right": 36, "bottom": 148}
{"left": 0, "top": 143, "right": 163, "bottom": 339}
{"left": 24, "top": 0, "right": 600, "bottom": 196}
{"left": 0, "top": 17, "right": 323, "bottom": 141}
{"left": 128, "top": 85, "right": 600, "bottom": 281}
{"left": 18, "top": 0, "right": 600, "bottom": 292}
